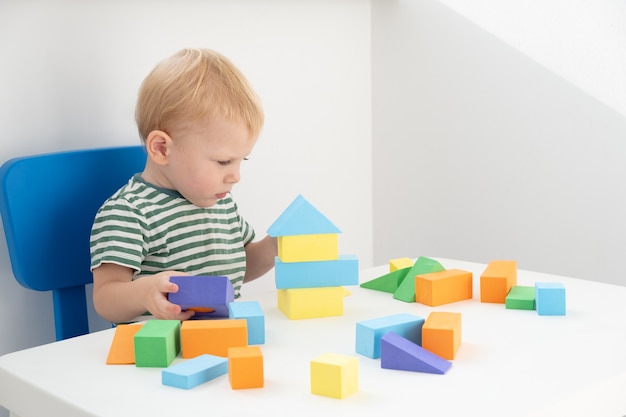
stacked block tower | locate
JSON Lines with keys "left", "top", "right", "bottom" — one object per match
{"left": 267, "top": 195, "right": 359, "bottom": 319}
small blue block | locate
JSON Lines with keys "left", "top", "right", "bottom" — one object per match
{"left": 168, "top": 276, "right": 234, "bottom": 318}
{"left": 228, "top": 301, "right": 265, "bottom": 345}
{"left": 535, "top": 282, "right": 566, "bottom": 316}
{"left": 162, "top": 354, "right": 228, "bottom": 389}
{"left": 274, "top": 254, "right": 359, "bottom": 289}
{"left": 355, "top": 313, "right": 425, "bottom": 359}
{"left": 381, "top": 331, "right": 451, "bottom": 374}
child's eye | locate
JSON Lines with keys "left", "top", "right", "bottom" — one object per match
{"left": 218, "top": 161, "right": 231, "bottom": 166}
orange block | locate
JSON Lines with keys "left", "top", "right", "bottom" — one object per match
{"left": 415, "top": 268, "right": 473, "bottom": 306}
{"left": 106, "top": 323, "right": 143, "bottom": 364}
{"left": 422, "top": 312, "right": 462, "bottom": 360}
{"left": 228, "top": 345, "right": 264, "bottom": 389}
{"left": 181, "top": 319, "right": 248, "bottom": 358}
{"left": 480, "top": 260, "right": 517, "bottom": 303}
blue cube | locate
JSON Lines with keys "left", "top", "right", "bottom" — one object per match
{"left": 228, "top": 300, "right": 265, "bottom": 345}
{"left": 535, "top": 282, "right": 566, "bottom": 316}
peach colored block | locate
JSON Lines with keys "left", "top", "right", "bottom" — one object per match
{"left": 106, "top": 323, "right": 143, "bottom": 365}
{"left": 181, "top": 319, "right": 248, "bottom": 358}
{"left": 415, "top": 268, "right": 473, "bottom": 306}
{"left": 422, "top": 312, "right": 462, "bottom": 360}
{"left": 480, "top": 260, "right": 517, "bottom": 303}
{"left": 228, "top": 346, "right": 264, "bottom": 389}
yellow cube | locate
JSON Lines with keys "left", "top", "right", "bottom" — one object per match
{"left": 310, "top": 353, "right": 359, "bottom": 399}
{"left": 389, "top": 257, "right": 414, "bottom": 272}
{"left": 278, "top": 234, "right": 339, "bottom": 263}
{"left": 277, "top": 287, "right": 351, "bottom": 319}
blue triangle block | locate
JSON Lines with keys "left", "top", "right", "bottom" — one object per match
{"left": 267, "top": 194, "right": 341, "bottom": 236}
{"left": 381, "top": 331, "right": 452, "bottom": 374}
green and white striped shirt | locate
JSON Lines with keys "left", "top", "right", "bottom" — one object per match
{"left": 90, "top": 174, "right": 255, "bottom": 298}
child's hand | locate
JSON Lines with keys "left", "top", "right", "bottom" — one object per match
{"left": 144, "top": 271, "right": 196, "bottom": 321}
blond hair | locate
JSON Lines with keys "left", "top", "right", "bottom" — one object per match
{"left": 135, "top": 48, "right": 263, "bottom": 142}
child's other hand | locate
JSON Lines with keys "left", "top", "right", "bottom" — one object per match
{"left": 145, "top": 271, "right": 196, "bottom": 321}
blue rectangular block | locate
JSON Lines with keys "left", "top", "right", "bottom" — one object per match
{"left": 168, "top": 276, "right": 234, "bottom": 318}
{"left": 162, "top": 354, "right": 228, "bottom": 389}
{"left": 355, "top": 313, "right": 425, "bottom": 359}
{"left": 535, "top": 282, "right": 566, "bottom": 316}
{"left": 228, "top": 301, "right": 265, "bottom": 345}
{"left": 274, "top": 254, "right": 359, "bottom": 289}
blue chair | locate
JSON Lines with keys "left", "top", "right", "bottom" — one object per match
{"left": 0, "top": 146, "right": 146, "bottom": 340}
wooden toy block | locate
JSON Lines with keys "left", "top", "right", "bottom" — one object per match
{"left": 168, "top": 275, "right": 234, "bottom": 318}
{"left": 278, "top": 233, "right": 339, "bottom": 263}
{"left": 181, "top": 319, "right": 248, "bottom": 358}
{"left": 480, "top": 260, "right": 517, "bottom": 303}
{"left": 277, "top": 287, "right": 351, "bottom": 319}
{"left": 381, "top": 331, "right": 452, "bottom": 374}
{"left": 422, "top": 312, "right": 462, "bottom": 360}
{"left": 415, "top": 268, "right": 473, "bottom": 306}
{"left": 535, "top": 282, "right": 566, "bottom": 315}
{"left": 228, "top": 345, "right": 264, "bottom": 389}
{"left": 505, "top": 285, "right": 536, "bottom": 310}
{"left": 134, "top": 320, "right": 181, "bottom": 368}
{"left": 360, "top": 267, "right": 410, "bottom": 293}
{"left": 310, "top": 353, "right": 359, "bottom": 399}
{"left": 393, "top": 256, "right": 445, "bottom": 302}
{"left": 267, "top": 194, "right": 341, "bottom": 237}
{"left": 274, "top": 254, "right": 359, "bottom": 289}
{"left": 106, "top": 323, "right": 143, "bottom": 365}
{"left": 389, "top": 257, "right": 414, "bottom": 272}
{"left": 355, "top": 313, "right": 425, "bottom": 359}
{"left": 162, "top": 354, "right": 228, "bottom": 389}
{"left": 228, "top": 301, "right": 265, "bottom": 345}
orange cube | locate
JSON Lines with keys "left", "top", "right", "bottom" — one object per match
{"left": 480, "top": 260, "right": 517, "bottom": 303}
{"left": 422, "top": 312, "right": 462, "bottom": 360}
{"left": 228, "top": 346, "right": 264, "bottom": 389}
{"left": 415, "top": 269, "right": 473, "bottom": 306}
{"left": 181, "top": 319, "right": 247, "bottom": 358}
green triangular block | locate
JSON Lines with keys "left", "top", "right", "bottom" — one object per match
{"left": 393, "top": 257, "right": 445, "bottom": 302}
{"left": 360, "top": 267, "right": 411, "bottom": 293}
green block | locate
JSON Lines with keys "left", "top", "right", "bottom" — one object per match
{"left": 134, "top": 320, "right": 181, "bottom": 367}
{"left": 360, "top": 267, "right": 410, "bottom": 293}
{"left": 393, "top": 257, "right": 445, "bottom": 302}
{"left": 505, "top": 286, "right": 536, "bottom": 310}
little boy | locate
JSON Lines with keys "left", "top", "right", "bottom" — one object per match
{"left": 90, "top": 48, "right": 277, "bottom": 323}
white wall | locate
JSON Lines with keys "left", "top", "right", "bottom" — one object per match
{"left": 0, "top": 0, "right": 372, "bottom": 366}
{"left": 372, "top": 0, "right": 626, "bottom": 286}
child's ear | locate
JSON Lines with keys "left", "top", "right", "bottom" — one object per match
{"left": 145, "top": 130, "right": 172, "bottom": 165}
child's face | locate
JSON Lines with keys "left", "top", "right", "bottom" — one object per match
{"left": 163, "top": 118, "right": 257, "bottom": 208}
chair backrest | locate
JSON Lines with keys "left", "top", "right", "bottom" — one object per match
{"left": 0, "top": 146, "right": 146, "bottom": 340}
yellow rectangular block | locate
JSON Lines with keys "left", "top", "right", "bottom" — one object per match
{"left": 310, "top": 353, "right": 359, "bottom": 399}
{"left": 228, "top": 346, "right": 264, "bottom": 389}
{"left": 389, "top": 257, "right": 414, "bottom": 272}
{"left": 181, "top": 319, "right": 248, "bottom": 358}
{"left": 277, "top": 287, "right": 350, "bottom": 319}
{"left": 278, "top": 234, "right": 339, "bottom": 263}
{"left": 415, "top": 269, "right": 473, "bottom": 306}
{"left": 422, "top": 312, "right": 462, "bottom": 360}
{"left": 480, "top": 260, "right": 517, "bottom": 303}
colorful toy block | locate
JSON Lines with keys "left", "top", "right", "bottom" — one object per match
{"left": 277, "top": 287, "right": 351, "bottom": 319}
{"left": 181, "top": 319, "right": 248, "bottom": 358}
{"left": 393, "top": 256, "right": 445, "bottom": 302}
{"left": 535, "top": 282, "right": 566, "bottom": 315}
{"left": 134, "top": 320, "right": 181, "bottom": 368}
{"left": 168, "top": 275, "right": 234, "bottom": 318}
{"left": 355, "top": 313, "right": 425, "bottom": 359}
{"left": 228, "top": 300, "right": 265, "bottom": 345}
{"left": 415, "top": 268, "right": 473, "bottom": 306}
{"left": 228, "top": 346, "right": 264, "bottom": 389}
{"left": 390, "top": 257, "right": 414, "bottom": 272}
{"left": 310, "top": 353, "right": 359, "bottom": 399}
{"left": 278, "top": 233, "right": 339, "bottom": 263}
{"left": 162, "top": 354, "right": 228, "bottom": 389}
{"left": 360, "top": 267, "right": 410, "bottom": 293}
{"left": 505, "top": 285, "right": 536, "bottom": 310}
{"left": 380, "top": 331, "right": 452, "bottom": 374}
{"left": 422, "top": 312, "right": 462, "bottom": 360}
{"left": 480, "top": 260, "right": 517, "bottom": 303}
{"left": 267, "top": 194, "right": 341, "bottom": 237}
{"left": 106, "top": 323, "right": 143, "bottom": 365}
{"left": 274, "top": 254, "right": 359, "bottom": 289}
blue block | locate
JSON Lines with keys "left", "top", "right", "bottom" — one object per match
{"left": 274, "top": 255, "right": 359, "bottom": 289}
{"left": 162, "top": 354, "right": 228, "bottom": 389}
{"left": 381, "top": 331, "right": 451, "bottom": 374}
{"left": 355, "top": 313, "right": 425, "bottom": 359}
{"left": 168, "top": 276, "right": 234, "bottom": 318}
{"left": 228, "top": 301, "right": 265, "bottom": 345}
{"left": 535, "top": 282, "right": 566, "bottom": 316}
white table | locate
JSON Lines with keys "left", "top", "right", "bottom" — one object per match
{"left": 1, "top": 258, "right": 626, "bottom": 417}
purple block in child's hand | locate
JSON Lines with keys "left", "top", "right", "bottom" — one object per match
{"left": 168, "top": 276, "right": 234, "bottom": 318}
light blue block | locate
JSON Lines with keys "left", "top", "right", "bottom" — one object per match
{"left": 228, "top": 301, "right": 265, "bottom": 344}
{"left": 535, "top": 282, "right": 566, "bottom": 316}
{"left": 355, "top": 313, "right": 425, "bottom": 359}
{"left": 274, "top": 254, "right": 359, "bottom": 289}
{"left": 162, "top": 354, "right": 228, "bottom": 389}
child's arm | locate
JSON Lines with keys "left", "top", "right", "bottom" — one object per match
{"left": 92, "top": 263, "right": 195, "bottom": 323}
{"left": 243, "top": 234, "right": 278, "bottom": 283}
